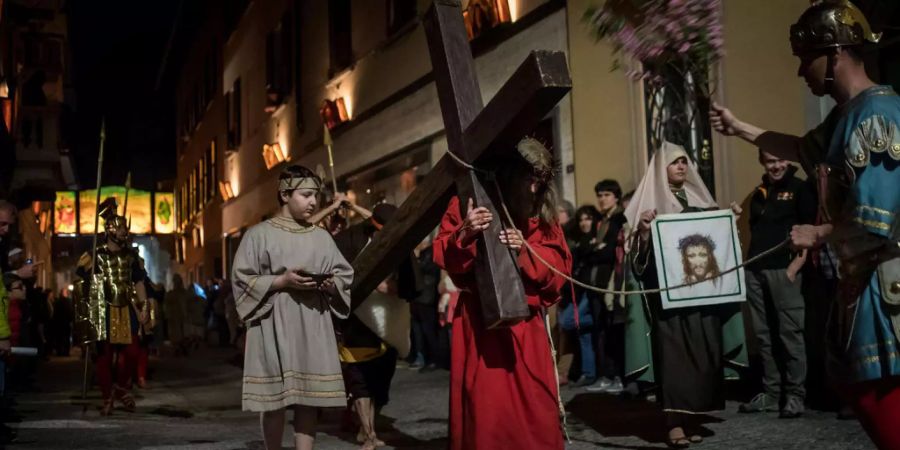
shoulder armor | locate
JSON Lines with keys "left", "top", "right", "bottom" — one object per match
{"left": 847, "top": 115, "right": 900, "bottom": 168}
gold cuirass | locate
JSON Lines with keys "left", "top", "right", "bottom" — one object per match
{"left": 96, "top": 250, "right": 139, "bottom": 308}
{"left": 73, "top": 247, "right": 142, "bottom": 344}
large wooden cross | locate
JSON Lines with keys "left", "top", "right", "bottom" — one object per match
{"left": 350, "top": 0, "right": 571, "bottom": 328}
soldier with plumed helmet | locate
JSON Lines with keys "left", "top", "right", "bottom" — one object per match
{"left": 73, "top": 197, "right": 150, "bottom": 416}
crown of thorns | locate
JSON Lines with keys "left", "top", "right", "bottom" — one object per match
{"left": 677, "top": 234, "right": 716, "bottom": 252}
{"left": 516, "top": 136, "right": 557, "bottom": 183}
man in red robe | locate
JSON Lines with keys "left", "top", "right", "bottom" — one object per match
{"left": 433, "top": 138, "right": 571, "bottom": 450}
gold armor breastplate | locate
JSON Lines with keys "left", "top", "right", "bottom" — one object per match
{"left": 96, "top": 250, "right": 137, "bottom": 307}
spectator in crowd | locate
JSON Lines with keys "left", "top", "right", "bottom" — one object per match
{"left": 410, "top": 236, "right": 441, "bottom": 373}
{"left": 136, "top": 279, "right": 162, "bottom": 388}
{"left": 560, "top": 205, "right": 600, "bottom": 387}
{"left": 557, "top": 200, "right": 575, "bottom": 228}
{"left": 1, "top": 274, "right": 26, "bottom": 395}
{"left": 1, "top": 274, "right": 23, "bottom": 396}
{"left": 205, "top": 278, "right": 228, "bottom": 347}
{"left": 0, "top": 201, "right": 16, "bottom": 274}
{"left": 436, "top": 270, "right": 457, "bottom": 370}
{"left": 739, "top": 150, "right": 816, "bottom": 418}
{"left": 552, "top": 200, "right": 576, "bottom": 380}
{"left": 164, "top": 274, "right": 190, "bottom": 356}
{"left": 587, "top": 180, "right": 628, "bottom": 394}
{"left": 51, "top": 289, "right": 73, "bottom": 357}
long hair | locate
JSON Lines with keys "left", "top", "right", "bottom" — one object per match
{"left": 566, "top": 205, "right": 597, "bottom": 240}
{"left": 495, "top": 137, "right": 559, "bottom": 227}
{"left": 677, "top": 233, "right": 721, "bottom": 284}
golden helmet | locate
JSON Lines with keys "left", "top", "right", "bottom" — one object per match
{"left": 790, "top": 1, "right": 881, "bottom": 56}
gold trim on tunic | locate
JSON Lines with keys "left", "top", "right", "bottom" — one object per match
{"left": 243, "top": 371, "right": 345, "bottom": 384}
{"left": 662, "top": 408, "right": 722, "bottom": 415}
{"left": 856, "top": 205, "right": 894, "bottom": 217}
{"left": 853, "top": 352, "right": 899, "bottom": 367}
{"left": 267, "top": 216, "right": 317, "bottom": 234}
{"left": 242, "top": 389, "right": 346, "bottom": 402}
{"left": 235, "top": 275, "right": 260, "bottom": 307}
{"left": 853, "top": 217, "right": 891, "bottom": 231}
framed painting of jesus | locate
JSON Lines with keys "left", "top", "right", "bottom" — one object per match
{"left": 650, "top": 209, "right": 746, "bottom": 310}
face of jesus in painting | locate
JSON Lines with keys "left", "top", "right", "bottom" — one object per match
{"left": 281, "top": 188, "right": 319, "bottom": 222}
{"left": 684, "top": 245, "right": 711, "bottom": 279}
{"left": 678, "top": 234, "right": 720, "bottom": 284}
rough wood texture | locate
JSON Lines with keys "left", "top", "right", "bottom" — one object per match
{"left": 349, "top": 1, "right": 572, "bottom": 328}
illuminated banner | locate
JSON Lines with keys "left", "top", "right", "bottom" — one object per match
{"left": 154, "top": 192, "right": 175, "bottom": 234}
{"left": 54, "top": 191, "right": 77, "bottom": 234}
{"left": 78, "top": 187, "right": 153, "bottom": 235}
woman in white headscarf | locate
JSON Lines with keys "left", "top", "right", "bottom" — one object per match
{"left": 623, "top": 142, "right": 747, "bottom": 448}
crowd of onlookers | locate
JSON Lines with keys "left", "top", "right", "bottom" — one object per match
{"left": 553, "top": 180, "right": 632, "bottom": 394}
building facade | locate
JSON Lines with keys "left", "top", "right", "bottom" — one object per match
{"left": 0, "top": 0, "right": 77, "bottom": 289}
{"left": 173, "top": 0, "right": 887, "bottom": 282}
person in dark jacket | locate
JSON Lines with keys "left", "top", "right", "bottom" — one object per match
{"left": 560, "top": 206, "right": 600, "bottom": 387}
{"left": 588, "top": 179, "right": 627, "bottom": 393}
{"left": 739, "top": 150, "right": 817, "bottom": 418}
{"left": 410, "top": 236, "right": 440, "bottom": 372}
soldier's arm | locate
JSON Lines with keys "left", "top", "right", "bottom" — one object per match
{"left": 711, "top": 102, "right": 802, "bottom": 162}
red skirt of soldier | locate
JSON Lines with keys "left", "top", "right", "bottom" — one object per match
{"left": 842, "top": 376, "right": 900, "bottom": 450}
{"left": 96, "top": 337, "right": 140, "bottom": 399}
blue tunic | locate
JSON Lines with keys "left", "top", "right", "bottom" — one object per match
{"left": 823, "top": 85, "right": 900, "bottom": 383}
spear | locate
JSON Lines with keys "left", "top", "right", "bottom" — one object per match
{"left": 122, "top": 172, "right": 132, "bottom": 218}
{"left": 323, "top": 124, "right": 339, "bottom": 196}
{"left": 83, "top": 119, "right": 107, "bottom": 408}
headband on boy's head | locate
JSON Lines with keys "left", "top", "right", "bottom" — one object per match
{"left": 278, "top": 176, "right": 322, "bottom": 192}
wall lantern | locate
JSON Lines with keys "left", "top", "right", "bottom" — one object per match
{"left": 320, "top": 98, "right": 349, "bottom": 130}
{"left": 262, "top": 143, "right": 288, "bottom": 169}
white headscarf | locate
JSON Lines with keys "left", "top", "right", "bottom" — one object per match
{"left": 624, "top": 141, "right": 718, "bottom": 227}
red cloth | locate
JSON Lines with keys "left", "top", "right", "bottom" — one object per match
{"left": 433, "top": 197, "right": 572, "bottom": 450}
{"left": 96, "top": 338, "right": 140, "bottom": 399}
{"left": 8, "top": 298, "right": 22, "bottom": 346}
{"left": 137, "top": 341, "right": 149, "bottom": 381}
{"left": 843, "top": 377, "right": 900, "bottom": 450}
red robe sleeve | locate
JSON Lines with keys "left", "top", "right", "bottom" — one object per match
{"left": 433, "top": 196, "right": 478, "bottom": 275}
{"left": 518, "top": 222, "right": 572, "bottom": 308}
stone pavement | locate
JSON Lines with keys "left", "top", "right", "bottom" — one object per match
{"left": 1, "top": 347, "right": 874, "bottom": 449}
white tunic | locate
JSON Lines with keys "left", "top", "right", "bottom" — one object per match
{"left": 232, "top": 215, "right": 352, "bottom": 412}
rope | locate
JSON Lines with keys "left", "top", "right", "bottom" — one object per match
{"left": 542, "top": 308, "right": 571, "bottom": 443}
{"left": 443, "top": 149, "right": 791, "bottom": 296}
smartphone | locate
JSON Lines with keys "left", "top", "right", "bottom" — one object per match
{"left": 295, "top": 270, "right": 333, "bottom": 283}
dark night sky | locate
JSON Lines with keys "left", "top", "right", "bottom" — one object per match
{"left": 67, "top": 0, "right": 181, "bottom": 191}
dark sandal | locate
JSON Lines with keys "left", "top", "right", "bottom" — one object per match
{"left": 667, "top": 438, "right": 691, "bottom": 448}
{"left": 119, "top": 393, "right": 136, "bottom": 412}
{"left": 114, "top": 387, "right": 136, "bottom": 412}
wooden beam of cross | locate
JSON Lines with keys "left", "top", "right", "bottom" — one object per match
{"left": 350, "top": 0, "right": 571, "bottom": 328}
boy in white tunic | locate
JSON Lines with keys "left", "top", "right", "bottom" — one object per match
{"left": 232, "top": 165, "right": 353, "bottom": 450}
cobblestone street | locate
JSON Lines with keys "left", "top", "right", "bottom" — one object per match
{"left": 1, "top": 347, "right": 874, "bottom": 450}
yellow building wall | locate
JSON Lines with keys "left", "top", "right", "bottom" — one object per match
{"left": 567, "top": 0, "right": 811, "bottom": 209}
{"left": 715, "top": 0, "right": 810, "bottom": 206}
{"left": 566, "top": 0, "right": 642, "bottom": 208}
